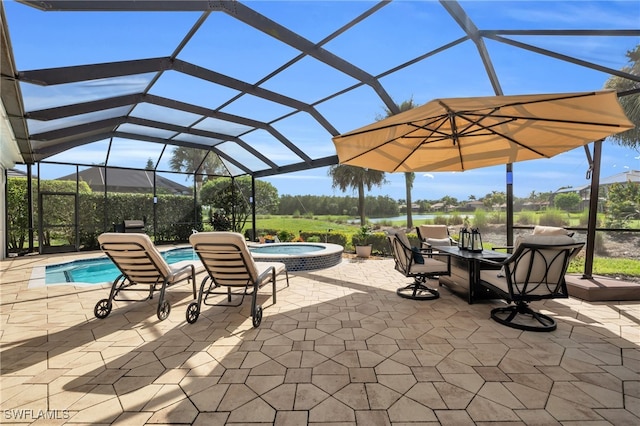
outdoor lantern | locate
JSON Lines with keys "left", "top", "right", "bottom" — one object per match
{"left": 458, "top": 227, "right": 469, "bottom": 250}
{"left": 468, "top": 228, "right": 483, "bottom": 252}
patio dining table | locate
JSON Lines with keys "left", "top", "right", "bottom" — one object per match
{"left": 434, "top": 245, "right": 510, "bottom": 304}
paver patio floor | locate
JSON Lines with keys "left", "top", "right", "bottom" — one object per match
{"left": 1, "top": 251, "right": 639, "bottom": 425}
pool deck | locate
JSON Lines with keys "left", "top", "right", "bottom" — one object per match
{"left": 1, "top": 250, "right": 639, "bottom": 425}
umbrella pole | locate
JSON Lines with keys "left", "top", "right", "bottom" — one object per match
{"left": 506, "top": 164, "right": 514, "bottom": 248}
{"left": 583, "top": 140, "right": 602, "bottom": 279}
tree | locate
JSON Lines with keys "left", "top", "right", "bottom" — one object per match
{"left": 605, "top": 182, "right": 640, "bottom": 227}
{"left": 379, "top": 97, "right": 419, "bottom": 229}
{"left": 200, "top": 178, "right": 249, "bottom": 233}
{"left": 328, "top": 165, "right": 386, "bottom": 226}
{"left": 554, "top": 192, "right": 582, "bottom": 212}
{"left": 203, "top": 177, "right": 276, "bottom": 215}
{"left": 604, "top": 44, "right": 640, "bottom": 149}
{"left": 482, "top": 191, "right": 505, "bottom": 210}
{"left": 169, "top": 147, "right": 224, "bottom": 194}
{"left": 145, "top": 158, "right": 154, "bottom": 170}
{"left": 200, "top": 177, "right": 280, "bottom": 232}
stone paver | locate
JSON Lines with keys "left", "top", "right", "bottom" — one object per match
{"left": 1, "top": 252, "right": 639, "bottom": 424}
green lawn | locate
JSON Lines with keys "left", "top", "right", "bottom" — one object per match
{"left": 251, "top": 215, "right": 355, "bottom": 234}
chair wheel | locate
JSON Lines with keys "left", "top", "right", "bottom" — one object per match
{"left": 186, "top": 301, "right": 200, "bottom": 324}
{"left": 157, "top": 300, "right": 171, "bottom": 321}
{"left": 94, "top": 299, "right": 112, "bottom": 319}
{"left": 252, "top": 305, "right": 263, "bottom": 328}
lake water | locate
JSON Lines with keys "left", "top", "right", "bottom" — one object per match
{"left": 351, "top": 214, "right": 474, "bottom": 224}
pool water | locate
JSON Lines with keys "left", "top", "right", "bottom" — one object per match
{"left": 250, "top": 244, "right": 323, "bottom": 254}
{"left": 45, "top": 247, "right": 197, "bottom": 284}
{"left": 45, "top": 243, "right": 340, "bottom": 284}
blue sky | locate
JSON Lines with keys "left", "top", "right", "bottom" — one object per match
{"left": 5, "top": 0, "right": 640, "bottom": 202}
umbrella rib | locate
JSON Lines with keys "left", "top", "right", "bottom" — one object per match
{"left": 337, "top": 114, "right": 448, "bottom": 139}
{"left": 338, "top": 116, "right": 448, "bottom": 163}
{"left": 461, "top": 114, "right": 549, "bottom": 157}
{"left": 391, "top": 116, "right": 454, "bottom": 172}
{"left": 464, "top": 112, "right": 630, "bottom": 129}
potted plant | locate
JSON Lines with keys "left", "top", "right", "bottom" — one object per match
{"left": 352, "top": 225, "right": 373, "bottom": 258}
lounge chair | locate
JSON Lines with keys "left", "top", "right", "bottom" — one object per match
{"left": 94, "top": 233, "right": 197, "bottom": 321}
{"left": 478, "top": 234, "right": 584, "bottom": 331}
{"left": 388, "top": 230, "right": 451, "bottom": 300}
{"left": 416, "top": 224, "right": 456, "bottom": 249}
{"left": 187, "top": 232, "right": 289, "bottom": 327}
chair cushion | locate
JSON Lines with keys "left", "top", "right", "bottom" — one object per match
{"left": 519, "top": 234, "right": 576, "bottom": 246}
{"left": 190, "top": 231, "right": 260, "bottom": 283}
{"left": 410, "top": 258, "right": 449, "bottom": 274}
{"left": 418, "top": 225, "right": 449, "bottom": 239}
{"left": 499, "top": 234, "right": 576, "bottom": 278}
{"left": 424, "top": 237, "right": 452, "bottom": 247}
{"left": 395, "top": 230, "right": 412, "bottom": 249}
{"left": 98, "top": 232, "right": 171, "bottom": 278}
{"left": 532, "top": 225, "right": 569, "bottom": 236}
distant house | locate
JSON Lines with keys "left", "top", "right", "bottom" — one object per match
{"left": 521, "top": 201, "right": 550, "bottom": 211}
{"left": 7, "top": 168, "right": 35, "bottom": 178}
{"left": 460, "top": 200, "right": 484, "bottom": 211}
{"left": 56, "top": 167, "right": 192, "bottom": 195}
{"left": 430, "top": 202, "right": 445, "bottom": 212}
{"left": 399, "top": 203, "right": 420, "bottom": 212}
{"left": 553, "top": 170, "right": 640, "bottom": 210}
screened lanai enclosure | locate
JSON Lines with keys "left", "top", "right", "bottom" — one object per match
{"left": 1, "top": 1, "right": 639, "bottom": 257}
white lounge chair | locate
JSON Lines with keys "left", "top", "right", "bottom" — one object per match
{"left": 95, "top": 233, "right": 197, "bottom": 321}
{"left": 188, "top": 232, "right": 289, "bottom": 327}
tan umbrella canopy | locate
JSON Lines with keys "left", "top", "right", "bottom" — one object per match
{"left": 333, "top": 90, "right": 633, "bottom": 172}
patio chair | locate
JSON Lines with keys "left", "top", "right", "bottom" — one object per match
{"left": 95, "top": 233, "right": 197, "bottom": 321}
{"left": 492, "top": 225, "right": 574, "bottom": 252}
{"left": 416, "top": 224, "right": 455, "bottom": 249}
{"left": 478, "top": 234, "right": 584, "bottom": 331}
{"left": 388, "top": 230, "right": 451, "bottom": 300}
{"left": 187, "top": 232, "right": 289, "bottom": 327}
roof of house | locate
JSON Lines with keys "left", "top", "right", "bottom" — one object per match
{"left": 555, "top": 170, "right": 640, "bottom": 194}
{"left": 56, "top": 167, "right": 192, "bottom": 195}
{"left": 599, "top": 170, "right": 640, "bottom": 186}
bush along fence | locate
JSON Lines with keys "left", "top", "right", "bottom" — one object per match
{"left": 7, "top": 177, "right": 200, "bottom": 253}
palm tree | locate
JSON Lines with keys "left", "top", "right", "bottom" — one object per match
{"left": 604, "top": 44, "right": 640, "bottom": 149}
{"left": 169, "top": 147, "right": 224, "bottom": 194}
{"left": 379, "top": 98, "right": 419, "bottom": 229}
{"left": 328, "top": 165, "right": 386, "bottom": 226}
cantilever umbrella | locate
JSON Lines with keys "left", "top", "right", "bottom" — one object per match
{"left": 332, "top": 90, "right": 633, "bottom": 172}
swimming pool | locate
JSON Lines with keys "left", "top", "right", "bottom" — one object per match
{"left": 41, "top": 242, "right": 343, "bottom": 285}
{"left": 44, "top": 247, "right": 199, "bottom": 285}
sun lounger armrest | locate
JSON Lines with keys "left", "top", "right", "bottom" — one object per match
{"left": 257, "top": 265, "right": 276, "bottom": 285}
{"left": 169, "top": 263, "right": 197, "bottom": 298}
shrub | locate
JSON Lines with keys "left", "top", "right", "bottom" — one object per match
{"left": 277, "top": 230, "right": 295, "bottom": 242}
{"left": 538, "top": 208, "right": 569, "bottom": 227}
{"left": 449, "top": 214, "right": 463, "bottom": 225}
{"left": 489, "top": 211, "right": 505, "bottom": 224}
{"left": 517, "top": 210, "right": 537, "bottom": 226}
{"left": 433, "top": 215, "right": 448, "bottom": 225}
{"left": 473, "top": 209, "right": 487, "bottom": 228}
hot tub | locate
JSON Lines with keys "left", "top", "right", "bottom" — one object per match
{"left": 249, "top": 242, "right": 343, "bottom": 272}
